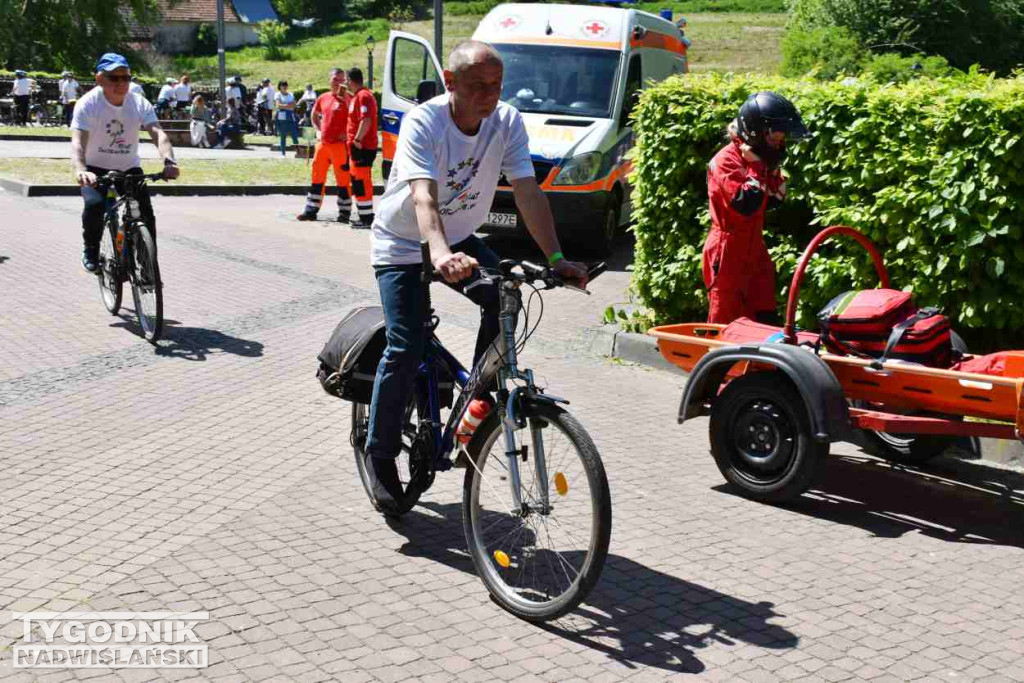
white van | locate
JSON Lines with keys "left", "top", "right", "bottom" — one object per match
{"left": 380, "top": 2, "right": 689, "bottom": 253}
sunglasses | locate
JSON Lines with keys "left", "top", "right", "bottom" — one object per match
{"left": 104, "top": 74, "right": 131, "bottom": 83}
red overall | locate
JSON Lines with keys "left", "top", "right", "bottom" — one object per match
{"left": 702, "top": 139, "right": 785, "bottom": 324}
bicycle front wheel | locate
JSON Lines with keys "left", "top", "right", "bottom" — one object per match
{"left": 463, "top": 402, "right": 611, "bottom": 621}
{"left": 128, "top": 225, "right": 163, "bottom": 343}
{"left": 97, "top": 217, "right": 122, "bottom": 315}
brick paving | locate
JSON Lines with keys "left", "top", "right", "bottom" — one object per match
{"left": 3, "top": 189, "right": 1024, "bottom": 681}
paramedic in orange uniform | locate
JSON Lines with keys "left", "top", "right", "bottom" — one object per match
{"left": 703, "top": 91, "right": 809, "bottom": 324}
{"left": 346, "top": 67, "right": 378, "bottom": 229}
{"left": 296, "top": 68, "right": 353, "bottom": 223}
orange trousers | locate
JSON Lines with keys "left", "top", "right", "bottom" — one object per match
{"left": 301, "top": 141, "right": 352, "bottom": 218}
{"left": 349, "top": 144, "right": 377, "bottom": 224}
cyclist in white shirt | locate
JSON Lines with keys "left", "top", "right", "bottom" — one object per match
{"left": 72, "top": 53, "right": 180, "bottom": 274}
{"left": 129, "top": 77, "right": 145, "bottom": 97}
{"left": 12, "top": 69, "right": 31, "bottom": 125}
{"left": 58, "top": 71, "right": 80, "bottom": 126}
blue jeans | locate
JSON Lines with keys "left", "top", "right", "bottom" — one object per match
{"left": 366, "top": 235, "right": 501, "bottom": 460}
{"left": 277, "top": 116, "right": 298, "bottom": 153}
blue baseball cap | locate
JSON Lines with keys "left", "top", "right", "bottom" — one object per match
{"left": 94, "top": 53, "right": 130, "bottom": 73}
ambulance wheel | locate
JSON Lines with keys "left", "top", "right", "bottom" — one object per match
{"left": 709, "top": 373, "right": 827, "bottom": 504}
{"left": 586, "top": 200, "right": 619, "bottom": 257}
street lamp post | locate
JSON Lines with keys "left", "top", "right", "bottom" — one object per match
{"left": 366, "top": 35, "right": 376, "bottom": 90}
{"left": 216, "top": 0, "right": 226, "bottom": 110}
{"left": 434, "top": 0, "right": 442, "bottom": 59}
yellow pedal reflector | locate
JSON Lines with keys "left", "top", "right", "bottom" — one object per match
{"left": 493, "top": 550, "right": 510, "bottom": 568}
{"left": 554, "top": 472, "right": 569, "bottom": 496}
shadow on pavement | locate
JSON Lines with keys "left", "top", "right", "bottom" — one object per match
{"left": 0, "top": 255, "right": 9, "bottom": 264}
{"left": 112, "top": 315, "right": 264, "bottom": 360}
{"left": 716, "top": 452, "right": 1024, "bottom": 547}
{"left": 386, "top": 500, "right": 797, "bottom": 675}
{"left": 482, "top": 230, "right": 635, "bottom": 273}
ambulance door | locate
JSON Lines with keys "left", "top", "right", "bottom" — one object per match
{"left": 381, "top": 31, "right": 446, "bottom": 180}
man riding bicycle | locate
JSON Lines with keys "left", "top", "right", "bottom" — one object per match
{"left": 363, "top": 40, "right": 588, "bottom": 512}
{"left": 73, "top": 53, "right": 179, "bottom": 274}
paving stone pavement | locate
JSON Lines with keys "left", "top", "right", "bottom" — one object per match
{"left": 3, "top": 188, "right": 1024, "bottom": 682}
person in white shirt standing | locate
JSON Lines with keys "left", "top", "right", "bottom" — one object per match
{"left": 225, "top": 77, "right": 242, "bottom": 108}
{"left": 12, "top": 69, "right": 31, "bottom": 126}
{"left": 254, "top": 77, "right": 273, "bottom": 135}
{"left": 72, "top": 53, "right": 180, "bottom": 274}
{"left": 129, "top": 76, "right": 145, "bottom": 97}
{"left": 360, "top": 40, "right": 588, "bottom": 511}
{"left": 157, "top": 78, "right": 177, "bottom": 119}
{"left": 58, "top": 71, "right": 80, "bottom": 127}
{"left": 173, "top": 74, "right": 191, "bottom": 114}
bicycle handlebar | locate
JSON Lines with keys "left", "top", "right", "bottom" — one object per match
{"left": 93, "top": 169, "right": 170, "bottom": 192}
{"left": 419, "top": 241, "right": 605, "bottom": 292}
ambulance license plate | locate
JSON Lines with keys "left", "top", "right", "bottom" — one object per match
{"left": 487, "top": 212, "right": 518, "bottom": 227}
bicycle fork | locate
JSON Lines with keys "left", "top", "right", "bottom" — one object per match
{"left": 495, "top": 284, "right": 550, "bottom": 516}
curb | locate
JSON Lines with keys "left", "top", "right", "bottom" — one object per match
{"left": 587, "top": 325, "right": 679, "bottom": 374}
{"left": 0, "top": 178, "right": 385, "bottom": 198}
{"left": 590, "top": 324, "right": 1024, "bottom": 467}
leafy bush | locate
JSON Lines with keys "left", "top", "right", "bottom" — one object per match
{"left": 194, "top": 23, "right": 218, "bottom": 56}
{"left": 861, "top": 52, "right": 954, "bottom": 84}
{"left": 781, "top": 25, "right": 865, "bottom": 79}
{"left": 255, "top": 20, "right": 291, "bottom": 61}
{"left": 630, "top": 72, "right": 1024, "bottom": 350}
{"left": 788, "top": 0, "right": 1024, "bottom": 75}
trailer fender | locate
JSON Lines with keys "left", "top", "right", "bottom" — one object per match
{"left": 678, "top": 343, "right": 853, "bottom": 443}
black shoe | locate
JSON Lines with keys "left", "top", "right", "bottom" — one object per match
{"left": 364, "top": 453, "right": 406, "bottom": 514}
{"left": 336, "top": 212, "right": 350, "bottom": 224}
{"left": 82, "top": 248, "right": 99, "bottom": 274}
{"left": 350, "top": 218, "right": 372, "bottom": 230}
{"left": 296, "top": 211, "right": 318, "bottom": 222}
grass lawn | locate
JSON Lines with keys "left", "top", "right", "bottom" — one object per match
{"left": 0, "top": 125, "right": 71, "bottom": 137}
{"left": 0, "top": 157, "right": 386, "bottom": 186}
{"left": 161, "top": 12, "right": 784, "bottom": 87}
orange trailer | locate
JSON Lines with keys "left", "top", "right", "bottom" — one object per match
{"left": 649, "top": 226, "right": 1024, "bottom": 503}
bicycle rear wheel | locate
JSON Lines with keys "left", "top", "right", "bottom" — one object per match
{"left": 351, "top": 398, "right": 425, "bottom": 517}
{"left": 463, "top": 402, "right": 611, "bottom": 621}
{"left": 97, "top": 216, "right": 122, "bottom": 315}
{"left": 128, "top": 224, "right": 163, "bottom": 343}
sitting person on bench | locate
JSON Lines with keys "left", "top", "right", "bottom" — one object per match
{"left": 214, "top": 97, "right": 241, "bottom": 149}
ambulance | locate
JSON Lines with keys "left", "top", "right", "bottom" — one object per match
{"left": 380, "top": 1, "right": 689, "bottom": 253}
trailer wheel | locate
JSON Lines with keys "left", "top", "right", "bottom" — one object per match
{"left": 710, "top": 372, "right": 827, "bottom": 503}
{"left": 854, "top": 331, "right": 968, "bottom": 466}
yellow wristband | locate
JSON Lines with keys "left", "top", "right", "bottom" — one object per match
{"left": 547, "top": 251, "right": 564, "bottom": 265}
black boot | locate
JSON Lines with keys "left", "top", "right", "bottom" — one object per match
{"left": 82, "top": 247, "right": 99, "bottom": 274}
{"left": 364, "top": 453, "right": 406, "bottom": 514}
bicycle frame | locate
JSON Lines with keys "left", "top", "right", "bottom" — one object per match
{"left": 416, "top": 276, "right": 556, "bottom": 513}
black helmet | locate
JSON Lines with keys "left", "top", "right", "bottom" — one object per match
{"left": 736, "top": 91, "right": 809, "bottom": 167}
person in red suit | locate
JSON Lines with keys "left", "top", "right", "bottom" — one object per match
{"left": 703, "top": 91, "right": 809, "bottom": 325}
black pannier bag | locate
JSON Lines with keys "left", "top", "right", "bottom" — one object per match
{"left": 316, "top": 306, "right": 454, "bottom": 406}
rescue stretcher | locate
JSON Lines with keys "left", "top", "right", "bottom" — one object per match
{"left": 648, "top": 226, "right": 1024, "bottom": 503}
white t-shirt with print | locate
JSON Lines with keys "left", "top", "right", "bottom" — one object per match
{"left": 71, "top": 87, "right": 158, "bottom": 171}
{"left": 370, "top": 94, "right": 533, "bottom": 266}
{"left": 12, "top": 78, "right": 30, "bottom": 96}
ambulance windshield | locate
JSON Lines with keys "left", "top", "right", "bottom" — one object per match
{"left": 494, "top": 43, "right": 620, "bottom": 119}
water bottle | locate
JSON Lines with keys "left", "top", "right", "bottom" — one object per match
{"left": 457, "top": 399, "right": 491, "bottom": 444}
{"left": 115, "top": 221, "right": 125, "bottom": 254}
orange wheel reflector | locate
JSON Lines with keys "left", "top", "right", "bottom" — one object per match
{"left": 493, "top": 550, "right": 510, "bottom": 568}
{"left": 554, "top": 472, "right": 569, "bottom": 496}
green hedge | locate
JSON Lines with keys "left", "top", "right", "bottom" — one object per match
{"left": 630, "top": 72, "right": 1024, "bottom": 350}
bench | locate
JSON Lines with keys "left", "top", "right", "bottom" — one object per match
{"left": 159, "top": 118, "right": 245, "bottom": 148}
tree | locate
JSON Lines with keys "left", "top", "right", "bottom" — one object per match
{"left": 0, "top": 0, "right": 161, "bottom": 73}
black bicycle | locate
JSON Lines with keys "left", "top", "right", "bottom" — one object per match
{"left": 351, "top": 246, "right": 611, "bottom": 621}
{"left": 95, "top": 170, "right": 166, "bottom": 343}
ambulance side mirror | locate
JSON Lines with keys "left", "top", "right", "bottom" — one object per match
{"left": 416, "top": 79, "right": 439, "bottom": 104}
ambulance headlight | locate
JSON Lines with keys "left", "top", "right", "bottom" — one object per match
{"left": 552, "top": 152, "right": 602, "bottom": 186}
